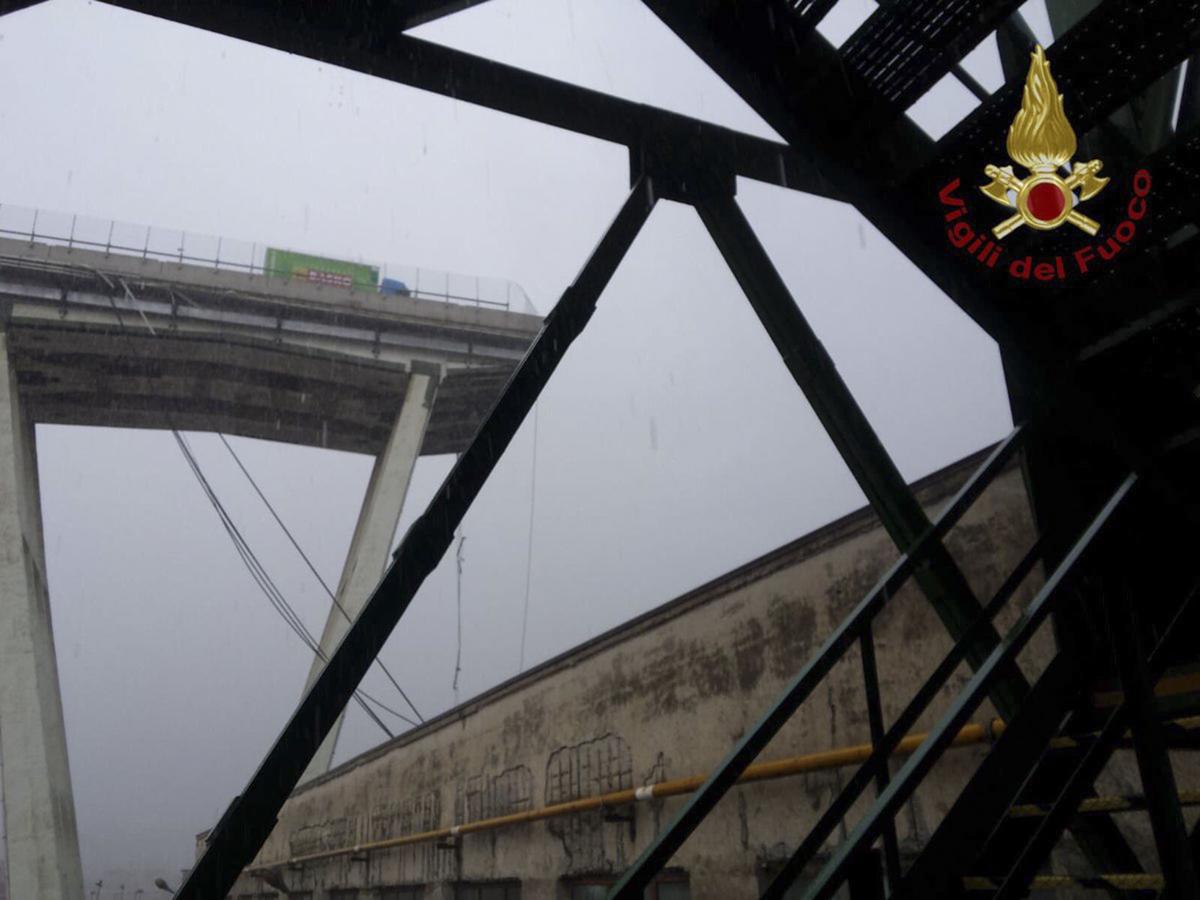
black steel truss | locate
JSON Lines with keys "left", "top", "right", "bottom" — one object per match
{"left": 609, "top": 423, "right": 1028, "bottom": 898}
{"left": 760, "top": 529, "right": 1047, "bottom": 899}
{"left": 3, "top": 1, "right": 1194, "bottom": 896}
{"left": 692, "top": 186, "right": 1028, "bottom": 717}
{"left": 781, "top": 472, "right": 1141, "bottom": 900}
{"left": 98, "top": 0, "right": 841, "bottom": 200}
{"left": 174, "top": 179, "right": 657, "bottom": 898}
{"left": 643, "top": 1, "right": 1200, "bottom": 495}
{"left": 900, "top": 577, "right": 1200, "bottom": 898}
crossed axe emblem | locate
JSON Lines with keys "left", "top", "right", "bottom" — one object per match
{"left": 979, "top": 160, "right": 1109, "bottom": 239}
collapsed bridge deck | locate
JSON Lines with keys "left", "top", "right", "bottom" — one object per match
{"left": 0, "top": 235, "right": 542, "bottom": 455}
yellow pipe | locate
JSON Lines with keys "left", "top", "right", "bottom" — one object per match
{"left": 251, "top": 714, "right": 1199, "bottom": 873}
{"left": 254, "top": 718, "right": 1008, "bottom": 871}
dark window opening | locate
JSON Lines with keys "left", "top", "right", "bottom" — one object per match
{"left": 567, "top": 871, "right": 689, "bottom": 900}
{"left": 377, "top": 886, "right": 424, "bottom": 900}
{"left": 453, "top": 880, "right": 521, "bottom": 900}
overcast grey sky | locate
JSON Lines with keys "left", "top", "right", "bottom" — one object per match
{"left": 0, "top": 0, "right": 1059, "bottom": 891}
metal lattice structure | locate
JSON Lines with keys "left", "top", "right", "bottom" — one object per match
{"left": 5, "top": 0, "right": 1198, "bottom": 897}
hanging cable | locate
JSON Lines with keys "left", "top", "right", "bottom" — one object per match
{"left": 103, "top": 274, "right": 418, "bottom": 733}
{"left": 172, "top": 430, "right": 416, "bottom": 733}
{"left": 173, "top": 431, "right": 387, "bottom": 726}
{"left": 216, "top": 433, "right": 424, "bottom": 723}
{"left": 517, "top": 404, "right": 539, "bottom": 672}
{"left": 174, "top": 431, "right": 411, "bottom": 731}
{"left": 453, "top": 534, "right": 465, "bottom": 701}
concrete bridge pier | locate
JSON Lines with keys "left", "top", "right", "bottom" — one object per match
{"left": 0, "top": 330, "right": 85, "bottom": 900}
{"left": 299, "top": 366, "right": 440, "bottom": 783}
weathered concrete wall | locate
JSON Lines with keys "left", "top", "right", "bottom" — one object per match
{"left": 224, "top": 449, "right": 1058, "bottom": 900}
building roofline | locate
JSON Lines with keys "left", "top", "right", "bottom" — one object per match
{"left": 299, "top": 440, "right": 1010, "bottom": 791}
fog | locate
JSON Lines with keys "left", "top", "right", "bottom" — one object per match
{"left": 0, "top": 0, "right": 1057, "bottom": 892}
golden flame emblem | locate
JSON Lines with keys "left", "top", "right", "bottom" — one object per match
{"left": 980, "top": 45, "right": 1108, "bottom": 239}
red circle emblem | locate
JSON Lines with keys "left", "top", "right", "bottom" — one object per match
{"left": 1027, "top": 182, "right": 1066, "bottom": 222}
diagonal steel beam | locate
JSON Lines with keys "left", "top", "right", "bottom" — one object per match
{"left": 643, "top": 0, "right": 1200, "bottom": 538}
{"left": 392, "top": 0, "right": 494, "bottom": 31}
{"left": 762, "top": 532, "right": 1046, "bottom": 900}
{"left": 1105, "top": 581, "right": 1200, "bottom": 897}
{"left": 693, "top": 189, "right": 1027, "bottom": 715}
{"left": 97, "top": 0, "right": 840, "bottom": 200}
{"left": 643, "top": 5, "right": 1195, "bottom": 888}
{"left": 607, "top": 421, "right": 1029, "bottom": 899}
{"left": 203, "top": 0, "right": 499, "bottom": 39}
{"left": 641, "top": 0, "right": 935, "bottom": 184}
{"left": 643, "top": 0, "right": 1200, "bottom": 345}
{"left": 891, "top": 654, "right": 1092, "bottom": 900}
{"left": 989, "top": 579, "right": 1200, "bottom": 899}
{"left": 174, "top": 178, "right": 658, "bottom": 900}
{"left": 798, "top": 473, "right": 1138, "bottom": 900}
{"left": 0, "top": 0, "right": 47, "bottom": 13}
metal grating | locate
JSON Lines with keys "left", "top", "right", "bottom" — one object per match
{"left": 841, "top": 0, "right": 1022, "bottom": 110}
{"left": 932, "top": 0, "right": 1200, "bottom": 175}
{"left": 545, "top": 733, "right": 633, "bottom": 804}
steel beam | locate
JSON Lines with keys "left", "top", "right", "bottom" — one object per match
{"left": 0, "top": 1, "right": 46, "bottom": 14}
{"left": 639, "top": 1, "right": 1200, "bottom": 497}
{"left": 990, "top": 580, "right": 1199, "bottom": 899}
{"left": 607, "top": 426, "right": 1027, "bottom": 899}
{"left": 97, "top": 1, "right": 840, "bottom": 200}
{"left": 391, "top": 0, "right": 494, "bottom": 31}
{"left": 895, "top": 654, "right": 1085, "bottom": 900}
{"left": 642, "top": 0, "right": 1200, "bottom": 342}
{"left": 694, "top": 191, "right": 1028, "bottom": 714}
{"left": 174, "top": 178, "right": 657, "bottom": 900}
{"left": 761, "top": 533, "right": 1046, "bottom": 900}
{"left": 1107, "top": 583, "right": 1200, "bottom": 898}
{"left": 858, "top": 624, "right": 901, "bottom": 891}
{"left": 797, "top": 473, "right": 1138, "bottom": 900}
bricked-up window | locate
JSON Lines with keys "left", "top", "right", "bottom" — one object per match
{"left": 453, "top": 880, "right": 521, "bottom": 900}
{"left": 378, "top": 887, "right": 423, "bottom": 900}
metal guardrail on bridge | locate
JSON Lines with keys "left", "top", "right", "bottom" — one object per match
{"left": 0, "top": 203, "right": 536, "bottom": 314}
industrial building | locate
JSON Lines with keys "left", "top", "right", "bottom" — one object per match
{"left": 219, "top": 449, "right": 1194, "bottom": 899}
{"left": 2, "top": 0, "right": 1198, "bottom": 898}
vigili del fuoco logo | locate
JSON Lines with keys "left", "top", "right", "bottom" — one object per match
{"left": 937, "top": 45, "right": 1151, "bottom": 283}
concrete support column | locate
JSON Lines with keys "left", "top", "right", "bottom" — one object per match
{"left": 300, "top": 369, "right": 438, "bottom": 782}
{"left": 0, "top": 331, "right": 85, "bottom": 900}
